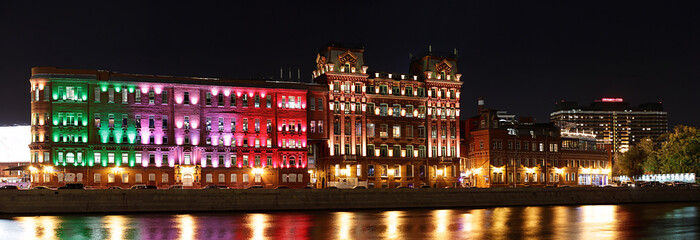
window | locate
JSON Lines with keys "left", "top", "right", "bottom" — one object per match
{"left": 121, "top": 153, "right": 128, "bottom": 164}
{"left": 318, "top": 98, "right": 323, "bottom": 110}
{"left": 310, "top": 97, "right": 315, "bottom": 110}
{"left": 380, "top": 145, "right": 388, "bottom": 157}
{"left": 243, "top": 155, "right": 249, "bottom": 166}
{"left": 135, "top": 90, "right": 141, "bottom": 103}
{"left": 163, "top": 116, "right": 168, "bottom": 129}
{"left": 163, "top": 90, "right": 168, "bottom": 104}
{"left": 231, "top": 174, "right": 237, "bottom": 183}
{"left": 243, "top": 118, "right": 248, "bottom": 132}
{"left": 368, "top": 164, "right": 375, "bottom": 177}
{"left": 254, "top": 94, "right": 260, "bottom": 107}
{"left": 394, "top": 164, "right": 401, "bottom": 177}
{"left": 380, "top": 104, "right": 388, "bottom": 116}
{"left": 355, "top": 122, "right": 361, "bottom": 135}
{"left": 420, "top": 165, "right": 426, "bottom": 177}
{"left": 243, "top": 174, "right": 249, "bottom": 183}
{"left": 344, "top": 120, "right": 351, "bottom": 135}
{"left": 217, "top": 94, "right": 223, "bottom": 106}
{"left": 122, "top": 90, "right": 128, "bottom": 104}
{"left": 149, "top": 115, "right": 155, "bottom": 129}
{"left": 419, "top": 146, "right": 426, "bottom": 158}
{"left": 94, "top": 113, "right": 101, "bottom": 128}
{"left": 407, "top": 165, "right": 414, "bottom": 177}
{"left": 266, "top": 119, "right": 272, "bottom": 133}
{"left": 121, "top": 114, "right": 128, "bottom": 128}
{"left": 381, "top": 164, "right": 388, "bottom": 177}
{"left": 310, "top": 121, "right": 316, "bottom": 133}
{"left": 242, "top": 94, "right": 248, "bottom": 107}
{"left": 393, "top": 104, "right": 400, "bottom": 117}
{"left": 393, "top": 125, "right": 401, "bottom": 138}
{"left": 266, "top": 95, "right": 272, "bottom": 108}
{"left": 94, "top": 87, "right": 101, "bottom": 102}
{"left": 108, "top": 114, "right": 115, "bottom": 128}
{"left": 380, "top": 124, "right": 388, "bottom": 138}
{"left": 255, "top": 119, "right": 260, "bottom": 132}
{"left": 318, "top": 121, "right": 323, "bottom": 133}
{"left": 148, "top": 90, "right": 154, "bottom": 104}
{"left": 230, "top": 94, "right": 236, "bottom": 107}
{"left": 108, "top": 88, "right": 114, "bottom": 103}
{"left": 108, "top": 152, "right": 115, "bottom": 164}
{"left": 367, "top": 123, "right": 375, "bottom": 137}
{"left": 205, "top": 92, "right": 212, "bottom": 106}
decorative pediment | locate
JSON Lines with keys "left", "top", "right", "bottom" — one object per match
{"left": 435, "top": 59, "right": 453, "bottom": 74}
{"left": 338, "top": 50, "right": 358, "bottom": 65}
{"left": 316, "top": 54, "right": 327, "bottom": 70}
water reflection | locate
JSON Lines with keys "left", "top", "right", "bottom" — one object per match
{"left": 2, "top": 203, "right": 698, "bottom": 240}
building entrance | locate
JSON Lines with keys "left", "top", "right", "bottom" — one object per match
{"left": 183, "top": 174, "right": 194, "bottom": 187}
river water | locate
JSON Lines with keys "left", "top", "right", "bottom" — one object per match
{"left": 0, "top": 203, "right": 697, "bottom": 240}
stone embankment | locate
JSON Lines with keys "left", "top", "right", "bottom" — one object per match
{"left": 0, "top": 187, "right": 698, "bottom": 214}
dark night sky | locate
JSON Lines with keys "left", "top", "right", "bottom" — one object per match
{"left": 1, "top": 1, "right": 698, "bottom": 127}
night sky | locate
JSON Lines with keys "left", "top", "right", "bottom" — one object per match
{"left": 1, "top": 1, "right": 698, "bottom": 127}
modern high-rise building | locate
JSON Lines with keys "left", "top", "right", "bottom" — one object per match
{"left": 550, "top": 98, "right": 668, "bottom": 153}
{"left": 308, "top": 43, "right": 463, "bottom": 188}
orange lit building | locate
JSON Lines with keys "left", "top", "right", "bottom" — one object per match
{"left": 309, "top": 44, "right": 462, "bottom": 188}
{"left": 462, "top": 99, "right": 610, "bottom": 188}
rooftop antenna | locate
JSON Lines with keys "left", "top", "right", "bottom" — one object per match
{"left": 288, "top": 67, "right": 292, "bottom": 80}
{"left": 280, "top": 68, "right": 283, "bottom": 80}
{"left": 409, "top": 53, "right": 413, "bottom": 60}
{"left": 454, "top": 48, "right": 458, "bottom": 56}
{"left": 297, "top": 68, "right": 301, "bottom": 80}
{"left": 428, "top": 45, "right": 432, "bottom": 53}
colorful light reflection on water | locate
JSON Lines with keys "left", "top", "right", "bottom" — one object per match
{"left": 0, "top": 203, "right": 698, "bottom": 240}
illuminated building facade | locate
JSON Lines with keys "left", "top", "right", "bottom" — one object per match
{"left": 462, "top": 101, "right": 610, "bottom": 188}
{"left": 551, "top": 98, "right": 668, "bottom": 153}
{"left": 29, "top": 67, "right": 309, "bottom": 189}
{"left": 309, "top": 44, "right": 462, "bottom": 188}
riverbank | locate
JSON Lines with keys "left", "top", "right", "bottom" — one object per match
{"left": 0, "top": 187, "right": 698, "bottom": 214}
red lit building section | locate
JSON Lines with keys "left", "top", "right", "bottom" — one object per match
{"left": 29, "top": 67, "right": 309, "bottom": 189}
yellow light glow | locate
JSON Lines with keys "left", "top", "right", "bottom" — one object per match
{"left": 43, "top": 166, "right": 53, "bottom": 173}
{"left": 106, "top": 215, "right": 126, "bottom": 240}
{"left": 388, "top": 169, "right": 395, "bottom": 176}
{"left": 436, "top": 169, "right": 443, "bottom": 176}
{"left": 493, "top": 167, "right": 504, "bottom": 173}
{"left": 252, "top": 168, "right": 264, "bottom": 175}
{"left": 180, "top": 166, "right": 195, "bottom": 175}
{"left": 112, "top": 167, "right": 123, "bottom": 173}
{"left": 28, "top": 166, "right": 38, "bottom": 173}
{"left": 526, "top": 168, "right": 535, "bottom": 174}
{"left": 555, "top": 168, "right": 564, "bottom": 174}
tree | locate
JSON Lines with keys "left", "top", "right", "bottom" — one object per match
{"left": 657, "top": 125, "right": 700, "bottom": 175}
{"left": 618, "top": 145, "right": 647, "bottom": 182}
{"left": 640, "top": 138, "right": 661, "bottom": 174}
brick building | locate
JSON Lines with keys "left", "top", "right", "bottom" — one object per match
{"left": 462, "top": 99, "right": 610, "bottom": 188}
{"left": 309, "top": 44, "right": 462, "bottom": 188}
{"left": 29, "top": 67, "right": 309, "bottom": 189}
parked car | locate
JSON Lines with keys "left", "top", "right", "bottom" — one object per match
{"left": 169, "top": 185, "right": 183, "bottom": 189}
{"left": 83, "top": 186, "right": 95, "bottom": 190}
{"left": 420, "top": 185, "right": 431, "bottom": 188}
{"left": 352, "top": 186, "right": 367, "bottom": 189}
{"left": 247, "top": 185, "right": 264, "bottom": 189}
{"left": 58, "top": 183, "right": 84, "bottom": 189}
{"left": 204, "top": 185, "right": 228, "bottom": 189}
{"left": 31, "top": 186, "right": 51, "bottom": 190}
{"left": 323, "top": 186, "right": 338, "bottom": 189}
{"left": 275, "top": 186, "right": 291, "bottom": 189}
{"left": 131, "top": 185, "right": 158, "bottom": 189}
{"left": 108, "top": 186, "right": 123, "bottom": 190}
{"left": 0, "top": 185, "right": 19, "bottom": 190}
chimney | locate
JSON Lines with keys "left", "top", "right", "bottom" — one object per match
{"left": 478, "top": 97, "right": 485, "bottom": 112}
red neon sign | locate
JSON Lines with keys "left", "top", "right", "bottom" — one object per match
{"left": 601, "top": 98, "right": 623, "bottom": 102}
